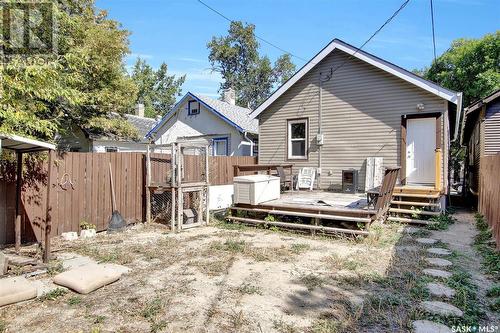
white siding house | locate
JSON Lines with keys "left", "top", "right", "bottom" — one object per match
{"left": 146, "top": 91, "right": 258, "bottom": 156}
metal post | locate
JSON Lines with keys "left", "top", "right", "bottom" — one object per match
{"left": 205, "top": 145, "right": 210, "bottom": 225}
{"left": 170, "top": 144, "right": 176, "bottom": 232}
{"left": 145, "top": 145, "right": 151, "bottom": 223}
{"left": 43, "top": 150, "right": 53, "bottom": 263}
{"left": 15, "top": 152, "right": 22, "bottom": 254}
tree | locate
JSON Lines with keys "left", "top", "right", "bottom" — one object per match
{"left": 131, "top": 58, "right": 185, "bottom": 118}
{"left": 423, "top": 31, "right": 500, "bottom": 106}
{"left": 0, "top": 0, "right": 138, "bottom": 141}
{"left": 207, "top": 21, "right": 296, "bottom": 109}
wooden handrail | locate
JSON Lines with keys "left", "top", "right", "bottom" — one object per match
{"left": 233, "top": 164, "right": 293, "bottom": 177}
{"left": 435, "top": 148, "right": 442, "bottom": 192}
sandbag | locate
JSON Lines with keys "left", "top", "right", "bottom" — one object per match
{"left": 53, "top": 264, "right": 122, "bottom": 294}
{"left": 0, "top": 276, "right": 37, "bottom": 307}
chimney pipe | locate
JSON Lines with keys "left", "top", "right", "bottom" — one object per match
{"left": 222, "top": 88, "right": 236, "bottom": 106}
{"left": 135, "top": 103, "right": 145, "bottom": 117}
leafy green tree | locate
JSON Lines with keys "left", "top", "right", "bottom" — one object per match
{"left": 0, "top": 0, "right": 138, "bottom": 141}
{"left": 131, "top": 58, "right": 185, "bottom": 118}
{"left": 423, "top": 31, "right": 499, "bottom": 106}
{"left": 207, "top": 21, "right": 296, "bottom": 109}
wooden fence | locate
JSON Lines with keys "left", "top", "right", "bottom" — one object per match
{"left": 479, "top": 154, "right": 500, "bottom": 249}
{"left": 0, "top": 152, "right": 257, "bottom": 245}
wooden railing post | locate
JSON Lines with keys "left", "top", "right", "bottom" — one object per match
{"left": 435, "top": 148, "right": 442, "bottom": 192}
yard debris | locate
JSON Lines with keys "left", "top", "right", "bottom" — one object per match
{"left": 0, "top": 276, "right": 37, "bottom": 307}
{"left": 61, "top": 232, "right": 78, "bottom": 241}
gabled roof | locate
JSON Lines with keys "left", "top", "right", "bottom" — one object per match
{"left": 123, "top": 114, "right": 157, "bottom": 138}
{"left": 251, "top": 38, "right": 460, "bottom": 118}
{"left": 84, "top": 112, "right": 157, "bottom": 142}
{"left": 146, "top": 92, "right": 258, "bottom": 139}
{"left": 461, "top": 89, "right": 500, "bottom": 144}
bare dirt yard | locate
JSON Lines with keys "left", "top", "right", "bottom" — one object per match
{"left": 0, "top": 215, "right": 496, "bottom": 333}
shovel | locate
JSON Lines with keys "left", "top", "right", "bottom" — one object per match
{"left": 107, "top": 162, "right": 126, "bottom": 232}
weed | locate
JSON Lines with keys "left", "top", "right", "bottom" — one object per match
{"left": 0, "top": 320, "right": 5, "bottom": 333}
{"left": 309, "top": 318, "right": 342, "bottom": 333}
{"left": 474, "top": 214, "right": 500, "bottom": 279}
{"left": 264, "top": 214, "right": 276, "bottom": 222}
{"left": 46, "top": 260, "right": 65, "bottom": 276}
{"left": 237, "top": 282, "right": 262, "bottom": 295}
{"left": 67, "top": 296, "right": 82, "bottom": 306}
{"left": 290, "top": 243, "right": 310, "bottom": 254}
{"left": 486, "top": 284, "right": 500, "bottom": 297}
{"left": 489, "top": 298, "right": 500, "bottom": 312}
{"left": 150, "top": 320, "right": 167, "bottom": 333}
{"left": 39, "top": 288, "right": 67, "bottom": 301}
{"left": 228, "top": 310, "right": 249, "bottom": 331}
{"left": 93, "top": 315, "right": 106, "bottom": 324}
{"left": 427, "top": 213, "right": 455, "bottom": 230}
{"left": 80, "top": 220, "right": 96, "bottom": 230}
{"left": 210, "top": 239, "right": 246, "bottom": 253}
{"left": 141, "top": 297, "right": 163, "bottom": 320}
{"left": 298, "top": 273, "right": 325, "bottom": 291}
{"left": 272, "top": 318, "right": 299, "bottom": 333}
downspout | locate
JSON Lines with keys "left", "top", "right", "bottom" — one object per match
{"left": 243, "top": 131, "right": 254, "bottom": 157}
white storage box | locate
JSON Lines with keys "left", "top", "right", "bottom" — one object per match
{"left": 233, "top": 175, "right": 280, "bottom": 205}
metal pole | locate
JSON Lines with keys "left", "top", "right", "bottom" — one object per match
{"left": 43, "top": 150, "right": 53, "bottom": 263}
{"left": 15, "top": 152, "right": 22, "bottom": 253}
{"left": 145, "top": 144, "right": 151, "bottom": 223}
{"left": 205, "top": 145, "right": 210, "bottom": 225}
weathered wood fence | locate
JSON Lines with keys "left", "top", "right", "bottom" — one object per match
{"left": 479, "top": 154, "right": 500, "bottom": 249}
{"left": 0, "top": 152, "right": 257, "bottom": 245}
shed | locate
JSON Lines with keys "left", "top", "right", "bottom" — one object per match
{"left": 0, "top": 134, "right": 55, "bottom": 262}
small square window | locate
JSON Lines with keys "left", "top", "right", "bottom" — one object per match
{"left": 188, "top": 100, "right": 200, "bottom": 115}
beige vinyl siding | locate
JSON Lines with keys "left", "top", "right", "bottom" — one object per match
{"left": 484, "top": 100, "right": 500, "bottom": 156}
{"left": 259, "top": 50, "right": 446, "bottom": 190}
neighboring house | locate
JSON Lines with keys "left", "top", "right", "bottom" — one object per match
{"left": 59, "top": 104, "right": 158, "bottom": 152}
{"left": 146, "top": 90, "right": 258, "bottom": 156}
{"left": 461, "top": 89, "right": 500, "bottom": 198}
{"left": 251, "top": 38, "right": 463, "bottom": 194}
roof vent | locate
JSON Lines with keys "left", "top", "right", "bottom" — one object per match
{"left": 222, "top": 88, "right": 236, "bottom": 106}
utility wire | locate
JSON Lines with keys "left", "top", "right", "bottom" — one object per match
{"left": 196, "top": 0, "right": 309, "bottom": 63}
{"left": 430, "top": 0, "right": 438, "bottom": 64}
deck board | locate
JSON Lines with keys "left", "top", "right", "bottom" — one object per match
{"left": 259, "top": 190, "right": 370, "bottom": 210}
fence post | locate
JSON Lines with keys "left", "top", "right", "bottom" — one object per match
{"left": 205, "top": 145, "right": 210, "bottom": 225}
{"left": 146, "top": 145, "right": 151, "bottom": 224}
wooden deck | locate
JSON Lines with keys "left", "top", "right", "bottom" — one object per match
{"left": 261, "top": 190, "right": 370, "bottom": 211}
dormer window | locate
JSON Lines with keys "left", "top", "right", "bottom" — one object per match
{"left": 188, "top": 100, "right": 200, "bottom": 115}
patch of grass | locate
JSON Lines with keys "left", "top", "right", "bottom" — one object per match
{"left": 46, "top": 260, "right": 65, "bottom": 276}
{"left": 473, "top": 214, "right": 500, "bottom": 279}
{"left": 290, "top": 243, "right": 310, "bottom": 254}
{"left": 489, "top": 298, "right": 500, "bottom": 313}
{"left": 228, "top": 310, "right": 249, "bottom": 331}
{"left": 365, "top": 223, "right": 403, "bottom": 247}
{"left": 92, "top": 315, "right": 106, "bottom": 324}
{"left": 427, "top": 213, "right": 455, "bottom": 230}
{"left": 237, "top": 282, "right": 262, "bottom": 295}
{"left": 0, "top": 319, "right": 5, "bottom": 333}
{"left": 298, "top": 273, "right": 325, "bottom": 291}
{"left": 74, "top": 245, "right": 134, "bottom": 265}
{"left": 214, "top": 215, "right": 248, "bottom": 231}
{"left": 210, "top": 239, "right": 247, "bottom": 253}
{"left": 39, "top": 288, "right": 68, "bottom": 301}
{"left": 141, "top": 297, "right": 163, "bottom": 320}
{"left": 323, "top": 254, "right": 365, "bottom": 272}
{"left": 150, "top": 320, "right": 167, "bottom": 333}
{"left": 309, "top": 318, "right": 341, "bottom": 333}
{"left": 486, "top": 284, "right": 500, "bottom": 297}
{"left": 272, "top": 318, "right": 299, "bottom": 333}
{"left": 446, "top": 268, "right": 484, "bottom": 326}
{"left": 67, "top": 296, "right": 82, "bottom": 306}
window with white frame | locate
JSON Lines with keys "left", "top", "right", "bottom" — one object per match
{"left": 188, "top": 100, "right": 200, "bottom": 115}
{"left": 213, "top": 137, "right": 229, "bottom": 156}
{"left": 287, "top": 118, "right": 308, "bottom": 159}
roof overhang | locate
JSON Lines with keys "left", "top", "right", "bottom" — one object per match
{"left": 251, "top": 38, "right": 460, "bottom": 119}
{"left": 0, "top": 133, "right": 56, "bottom": 153}
{"left": 460, "top": 89, "right": 500, "bottom": 144}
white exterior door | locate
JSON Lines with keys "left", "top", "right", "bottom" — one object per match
{"left": 406, "top": 117, "right": 436, "bottom": 185}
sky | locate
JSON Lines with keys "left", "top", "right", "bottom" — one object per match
{"left": 96, "top": 0, "right": 499, "bottom": 99}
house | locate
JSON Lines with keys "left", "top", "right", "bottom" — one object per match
{"left": 461, "top": 89, "right": 500, "bottom": 199}
{"left": 146, "top": 90, "right": 258, "bottom": 156}
{"left": 59, "top": 104, "right": 158, "bottom": 152}
{"left": 251, "top": 39, "right": 463, "bottom": 199}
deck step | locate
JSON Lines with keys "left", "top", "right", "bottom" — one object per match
{"left": 227, "top": 216, "right": 369, "bottom": 236}
{"left": 392, "top": 193, "right": 440, "bottom": 199}
{"left": 387, "top": 216, "right": 435, "bottom": 225}
{"left": 390, "top": 200, "right": 441, "bottom": 207}
{"left": 230, "top": 206, "right": 372, "bottom": 223}
{"left": 389, "top": 208, "right": 441, "bottom": 216}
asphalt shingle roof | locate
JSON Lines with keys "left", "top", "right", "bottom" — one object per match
{"left": 123, "top": 114, "right": 157, "bottom": 138}
{"left": 191, "top": 93, "right": 258, "bottom": 133}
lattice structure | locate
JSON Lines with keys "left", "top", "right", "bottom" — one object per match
{"left": 146, "top": 141, "right": 210, "bottom": 232}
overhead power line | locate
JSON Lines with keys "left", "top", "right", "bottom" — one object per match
{"left": 430, "top": 0, "right": 438, "bottom": 64}
{"left": 196, "top": 0, "right": 309, "bottom": 63}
